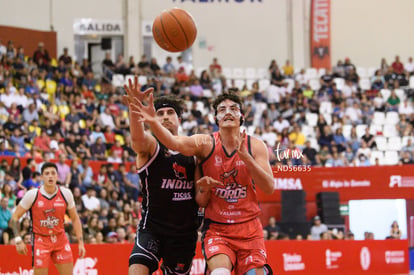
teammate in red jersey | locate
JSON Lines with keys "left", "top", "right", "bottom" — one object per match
{"left": 11, "top": 162, "right": 85, "bottom": 275}
{"left": 130, "top": 92, "right": 274, "bottom": 275}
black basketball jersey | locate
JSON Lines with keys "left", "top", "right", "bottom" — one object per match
{"left": 138, "top": 142, "right": 199, "bottom": 237}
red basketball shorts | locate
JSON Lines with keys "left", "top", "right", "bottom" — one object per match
{"left": 32, "top": 232, "right": 73, "bottom": 268}
{"left": 203, "top": 218, "right": 268, "bottom": 274}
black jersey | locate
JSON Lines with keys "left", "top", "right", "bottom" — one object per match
{"left": 138, "top": 142, "right": 199, "bottom": 237}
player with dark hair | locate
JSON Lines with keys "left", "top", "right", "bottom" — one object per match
{"left": 124, "top": 77, "right": 219, "bottom": 275}
{"left": 11, "top": 162, "right": 85, "bottom": 275}
{"left": 130, "top": 91, "right": 274, "bottom": 275}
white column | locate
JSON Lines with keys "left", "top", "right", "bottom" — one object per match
{"left": 291, "top": 0, "right": 311, "bottom": 70}
{"left": 125, "top": 0, "right": 142, "bottom": 62}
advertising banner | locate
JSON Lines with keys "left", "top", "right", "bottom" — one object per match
{"left": 310, "top": 0, "right": 331, "bottom": 69}
{"left": 0, "top": 240, "right": 408, "bottom": 275}
{"left": 257, "top": 165, "right": 414, "bottom": 203}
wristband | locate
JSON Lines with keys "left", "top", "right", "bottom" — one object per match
{"left": 14, "top": 236, "right": 22, "bottom": 243}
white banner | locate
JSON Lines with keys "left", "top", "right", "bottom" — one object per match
{"left": 73, "top": 18, "right": 124, "bottom": 35}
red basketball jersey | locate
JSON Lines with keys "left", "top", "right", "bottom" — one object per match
{"left": 200, "top": 132, "right": 261, "bottom": 224}
{"left": 31, "top": 187, "right": 67, "bottom": 236}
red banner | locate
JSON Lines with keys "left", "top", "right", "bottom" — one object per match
{"left": 310, "top": 0, "right": 331, "bottom": 69}
{"left": 0, "top": 240, "right": 409, "bottom": 275}
{"left": 257, "top": 165, "right": 414, "bottom": 203}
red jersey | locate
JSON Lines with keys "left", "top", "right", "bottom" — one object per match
{"left": 201, "top": 132, "right": 261, "bottom": 224}
{"left": 31, "top": 187, "right": 67, "bottom": 236}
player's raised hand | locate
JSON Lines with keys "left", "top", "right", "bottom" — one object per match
{"left": 236, "top": 129, "right": 249, "bottom": 158}
{"left": 122, "top": 75, "right": 153, "bottom": 105}
{"left": 130, "top": 93, "right": 157, "bottom": 123}
{"left": 15, "top": 240, "right": 28, "bottom": 255}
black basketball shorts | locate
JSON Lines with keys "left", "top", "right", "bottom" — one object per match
{"left": 129, "top": 229, "right": 197, "bottom": 274}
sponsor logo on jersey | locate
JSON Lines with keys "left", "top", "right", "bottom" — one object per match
{"left": 40, "top": 216, "right": 60, "bottom": 229}
{"left": 161, "top": 179, "right": 194, "bottom": 190}
{"left": 176, "top": 263, "right": 185, "bottom": 271}
{"left": 172, "top": 192, "right": 193, "bottom": 201}
{"left": 214, "top": 156, "right": 222, "bottom": 166}
{"left": 173, "top": 162, "right": 188, "bottom": 179}
{"left": 215, "top": 169, "right": 247, "bottom": 203}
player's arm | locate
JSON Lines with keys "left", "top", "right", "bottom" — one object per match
{"left": 11, "top": 205, "right": 27, "bottom": 240}
{"left": 195, "top": 161, "right": 224, "bottom": 207}
{"left": 67, "top": 207, "right": 86, "bottom": 258}
{"left": 130, "top": 94, "right": 209, "bottom": 156}
{"left": 11, "top": 205, "right": 28, "bottom": 255}
{"left": 123, "top": 75, "right": 156, "bottom": 156}
{"left": 237, "top": 132, "right": 274, "bottom": 194}
{"left": 63, "top": 188, "right": 85, "bottom": 257}
{"left": 11, "top": 189, "right": 36, "bottom": 256}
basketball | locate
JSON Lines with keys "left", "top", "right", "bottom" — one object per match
{"left": 152, "top": 8, "right": 197, "bottom": 52}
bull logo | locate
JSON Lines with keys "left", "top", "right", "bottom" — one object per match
{"left": 173, "top": 162, "right": 187, "bottom": 180}
{"left": 313, "top": 46, "right": 329, "bottom": 59}
{"left": 220, "top": 168, "right": 238, "bottom": 184}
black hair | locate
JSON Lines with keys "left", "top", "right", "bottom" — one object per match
{"left": 154, "top": 95, "right": 184, "bottom": 118}
{"left": 212, "top": 92, "right": 245, "bottom": 125}
{"left": 41, "top": 162, "right": 58, "bottom": 174}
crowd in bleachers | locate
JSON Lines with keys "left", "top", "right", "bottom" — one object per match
{"left": 0, "top": 36, "right": 414, "bottom": 244}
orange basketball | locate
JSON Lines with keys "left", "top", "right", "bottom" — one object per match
{"left": 152, "top": 8, "right": 197, "bottom": 52}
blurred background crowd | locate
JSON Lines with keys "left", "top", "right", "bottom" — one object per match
{"left": 0, "top": 38, "right": 413, "bottom": 244}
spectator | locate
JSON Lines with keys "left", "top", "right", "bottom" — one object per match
{"left": 90, "top": 137, "right": 107, "bottom": 161}
{"left": 125, "top": 164, "right": 140, "bottom": 201}
{"left": 273, "top": 116, "right": 290, "bottom": 135}
{"left": 405, "top": 57, "right": 414, "bottom": 75}
{"left": 356, "top": 141, "right": 372, "bottom": 161}
{"left": 310, "top": 216, "right": 328, "bottom": 240}
{"left": 56, "top": 154, "right": 71, "bottom": 187}
{"left": 399, "top": 99, "right": 414, "bottom": 117}
{"left": 21, "top": 158, "right": 37, "bottom": 190}
{"left": 22, "top": 103, "right": 39, "bottom": 124}
{"left": 389, "top": 221, "right": 402, "bottom": 239}
{"left": 0, "top": 39, "right": 6, "bottom": 58}
{"left": 10, "top": 128, "right": 27, "bottom": 156}
{"left": 263, "top": 216, "right": 281, "bottom": 240}
{"left": 77, "top": 158, "right": 95, "bottom": 192}
{"left": 282, "top": 59, "right": 294, "bottom": 78}
{"left": 93, "top": 164, "right": 112, "bottom": 192}
{"left": 32, "top": 42, "right": 51, "bottom": 67}
{"left": 58, "top": 47, "right": 72, "bottom": 67}
{"left": 355, "top": 153, "right": 371, "bottom": 167}
{"left": 137, "top": 54, "right": 150, "bottom": 75}
{"left": 98, "top": 188, "right": 110, "bottom": 210}
{"left": 8, "top": 157, "right": 23, "bottom": 192}
{"left": 302, "top": 140, "right": 318, "bottom": 166}
{"left": 1, "top": 183, "right": 16, "bottom": 210}
{"left": 391, "top": 55, "right": 404, "bottom": 74}
{"left": 386, "top": 90, "right": 401, "bottom": 112}
{"left": 81, "top": 187, "right": 101, "bottom": 212}
{"left": 0, "top": 197, "right": 11, "bottom": 240}
{"left": 399, "top": 151, "right": 414, "bottom": 165}
{"left": 99, "top": 107, "right": 116, "bottom": 130}
{"left": 162, "top": 56, "right": 175, "bottom": 76}
{"left": 344, "top": 102, "right": 363, "bottom": 125}
{"left": 361, "top": 128, "right": 377, "bottom": 149}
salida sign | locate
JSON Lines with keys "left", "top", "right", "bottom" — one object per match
{"left": 73, "top": 19, "right": 124, "bottom": 35}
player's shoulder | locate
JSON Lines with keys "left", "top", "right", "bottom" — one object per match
{"left": 248, "top": 135, "right": 265, "bottom": 146}
{"left": 59, "top": 186, "right": 72, "bottom": 196}
{"left": 24, "top": 188, "right": 39, "bottom": 197}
